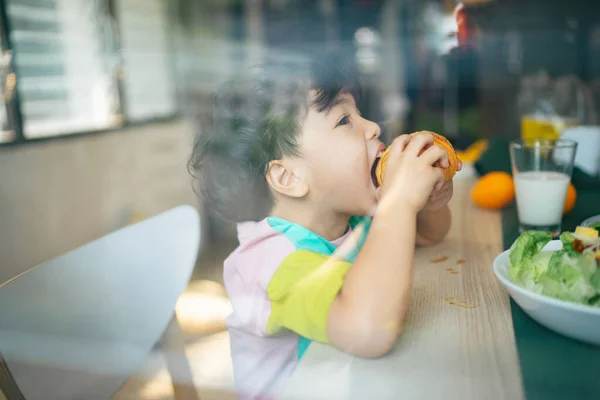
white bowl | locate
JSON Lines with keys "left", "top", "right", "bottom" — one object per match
{"left": 493, "top": 240, "right": 600, "bottom": 346}
{"left": 582, "top": 214, "right": 600, "bottom": 228}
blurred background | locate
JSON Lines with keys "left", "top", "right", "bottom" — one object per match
{"left": 0, "top": 0, "right": 599, "bottom": 398}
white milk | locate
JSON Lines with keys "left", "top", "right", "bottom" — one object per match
{"left": 514, "top": 171, "right": 570, "bottom": 226}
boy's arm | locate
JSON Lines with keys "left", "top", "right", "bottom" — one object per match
{"left": 326, "top": 134, "right": 451, "bottom": 358}
{"left": 327, "top": 200, "right": 416, "bottom": 358}
{"left": 270, "top": 205, "right": 450, "bottom": 358}
{"left": 415, "top": 205, "right": 451, "bottom": 246}
{"left": 415, "top": 179, "right": 454, "bottom": 246}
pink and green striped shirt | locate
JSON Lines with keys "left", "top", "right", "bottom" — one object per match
{"left": 224, "top": 216, "right": 371, "bottom": 399}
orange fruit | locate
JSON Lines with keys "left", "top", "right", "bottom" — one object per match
{"left": 471, "top": 172, "right": 515, "bottom": 210}
{"left": 563, "top": 183, "right": 576, "bottom": 214}
{"left": 375, "top": 131, "right": 459, "bottom": 186}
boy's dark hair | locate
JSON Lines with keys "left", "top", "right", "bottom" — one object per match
{"left": 189, "top": 52, "right": 361, "bottom": 222}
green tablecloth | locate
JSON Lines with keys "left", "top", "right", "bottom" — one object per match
{"left": 475, "top": 137, "right": 600, "bottom": 399}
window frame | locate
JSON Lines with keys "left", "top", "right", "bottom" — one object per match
{"left": 0, "top": 1, "right": 23, "bottom": 144}
{"left": 0, "top": 0, "right": 181, "bottom": 147}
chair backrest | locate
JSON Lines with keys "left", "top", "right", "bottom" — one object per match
{"left": 0, "top": 205, "right": 200, "bottom": 400}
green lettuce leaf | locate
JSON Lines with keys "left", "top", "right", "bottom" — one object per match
{"left": 508, "top": 231, "right": 553, "bottom": 284}
{"left": 589, "top": 294, "right": 600, "bottom": 306}
{"left": 590, "top": 222, "right": 600, "bottom": 236}
{"left": 559, "top": 231, "right": 575, "bottom": 247}
{"left": 546, "top": 252, "right": 582, "bottom": 286}
{"left": 590, "top": 270, "right": 600, "bottom": 293}
{"left": 507, "top": 230, "right": 600, "bottom": 306}
{"left": 540, "top": 249, "right": 598, "bottom": 303}
{"left": 536, "top": 275, "right": 579, "bottom": 302}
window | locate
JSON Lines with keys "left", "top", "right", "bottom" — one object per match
{"left": 116, "top": 0, "right": 176, "bottom": 122}
{"left": 6, "top": 0, "right": 122, "bottom": 139}
{"left": 0, "top": 32, "right": 16, "bottom": 144}
{"left": 0, "top": 0, "right": 182, "bottom": 143}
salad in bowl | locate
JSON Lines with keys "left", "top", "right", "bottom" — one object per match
{"left": 508, "top": 226, "right": 600, "bottom": 307}
{"left": 493, "top": 226, "right": 600, "bottom": 345}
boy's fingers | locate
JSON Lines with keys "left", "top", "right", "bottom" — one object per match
{"left": 421, "top": 145, "right": 448, "bottom": 167}
{"left": 440, "top": 156, "right": 449, "bottom": 168}
{"left": 434, "top": 158, "right": 450, "bottom": 169}
{"left": 434, "top": 169, "right": 445, "bottom": 191}
{"left": 389, "top": 134, "right": 412, "bottom": 156}
{"left": 434, "top": 181, "right": 444, "bottom": 192}
{"left": 406, "top": 132, "right": 434, "bottom": 158}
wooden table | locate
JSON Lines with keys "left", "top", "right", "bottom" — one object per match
{"left": 280, "top": 171, "right": 525, "bottom": 400}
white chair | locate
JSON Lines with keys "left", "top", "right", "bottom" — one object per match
{"left": 0, "top": 205, "right": 202, "bottom": 400}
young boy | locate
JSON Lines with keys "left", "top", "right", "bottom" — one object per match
{"left": 189, "top": 56, "right": 459, "bottom": 399}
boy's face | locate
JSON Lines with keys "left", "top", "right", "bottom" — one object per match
{"left": 296, "top": 91, "right": 384, "bottom": 217}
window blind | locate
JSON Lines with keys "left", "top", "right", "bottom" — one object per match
{"left": 7, "top": 0, "right": 121, "bottom": 138}
{"left": 116, "top": 0, "right": 176, "bottom": 122}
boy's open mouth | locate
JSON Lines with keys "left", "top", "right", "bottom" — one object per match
{"left": 371, "top": 147, "right": 384, "bottom": 188}
{"left": 371, "top": 157, "right": 381, "bottom": 187}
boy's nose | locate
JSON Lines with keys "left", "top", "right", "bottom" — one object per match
{"left": 365, "top": 119, "right": 381, "bottom": 140}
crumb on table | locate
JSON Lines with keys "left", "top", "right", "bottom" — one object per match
{"left": 444, "top": 297, "right": 476, "bottom": 308}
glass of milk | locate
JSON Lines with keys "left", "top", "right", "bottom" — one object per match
{"left": 510, "top": 139, "right": 577, "bottom": 237}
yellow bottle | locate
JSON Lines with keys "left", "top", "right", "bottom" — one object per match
{"left": 521, "top": 117, "right": 559, "bottom": 142}
{"left": 521, "top": 116, "right": 578, "bottom": 144}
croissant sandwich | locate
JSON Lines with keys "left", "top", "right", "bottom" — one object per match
{"left": 373, "top": 131, "right": 459, "bottom": 187}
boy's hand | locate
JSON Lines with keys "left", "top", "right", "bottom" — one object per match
{"left": 377, "top": 132, "right": 448, "bottom": 213}
{"left": 422, "top": 179, "right": 454, "bottom": 212}
{"left": 421, "top": 158, "right": 462, "bottom": 212}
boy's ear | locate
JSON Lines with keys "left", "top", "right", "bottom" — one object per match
{"left": 266, "top": 160, "right": 309, "bottom": 198}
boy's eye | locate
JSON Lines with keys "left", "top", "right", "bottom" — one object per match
{"left": 336, "top": 115, "right": 350, "bottom": 127}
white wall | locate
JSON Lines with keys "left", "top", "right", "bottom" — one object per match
{"left": 0, "top": 120, "right": 203, "bottom": 283}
